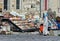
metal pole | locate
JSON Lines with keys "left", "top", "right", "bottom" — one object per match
{"left": 40, "top": 0, "right": 41, "bottom": 18}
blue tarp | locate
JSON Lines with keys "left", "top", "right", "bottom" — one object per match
{"left": 57, "top": 23, "right": 60, "bottom": 29}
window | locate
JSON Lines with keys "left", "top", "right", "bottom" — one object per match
{"left": 0, "top": 8, "right": 2, "bottom": 12}
{"left": 31, "top": 4, "right": 35, "bottom": 8}
{"left": 4, "top": 0, "right": 8, "bottom": 10}
{"left": 0, "top": 4, "right": 2, "bottom": 12}
{"left": 16, "top": 0, "right": 20, "bottom": 9}
{"left": 23, "top": 0, "right": 25, "bottom": 2}
{"left": 58, "top": 0, "right": 60, "bottom": 13}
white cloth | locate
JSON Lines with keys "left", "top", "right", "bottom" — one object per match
{"left": 2, "top": 26, "right": 10, "bottom": 31}
{"left": 43, "top": 12, "right": 49, "bottom": 35}
{"left": 2, "top": 26, "right": 7, "bottom": 31}
{"left": 43, "top": 17, "right": 49, "bottom": 34}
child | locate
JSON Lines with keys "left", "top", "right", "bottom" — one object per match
{"left": 39, "top": 24, "right": 43, "bottom": 34}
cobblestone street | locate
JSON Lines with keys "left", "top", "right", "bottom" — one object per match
{"left": 0, "top": 33, "right": 60, "bottom": 41}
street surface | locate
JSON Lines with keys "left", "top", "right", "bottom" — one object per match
{"left": 0, "top": 32, "right": 60, "bottom": 41}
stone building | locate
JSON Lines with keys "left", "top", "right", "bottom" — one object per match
{"left": 0, "top": 0, "right": 60, "bottom": 16}
{"left": 0, "top": 0, "right": 40, "bottom": 16}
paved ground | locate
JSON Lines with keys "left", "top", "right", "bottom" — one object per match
{"left": 0, "top": 33, "right": 60, "bottom": 41}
